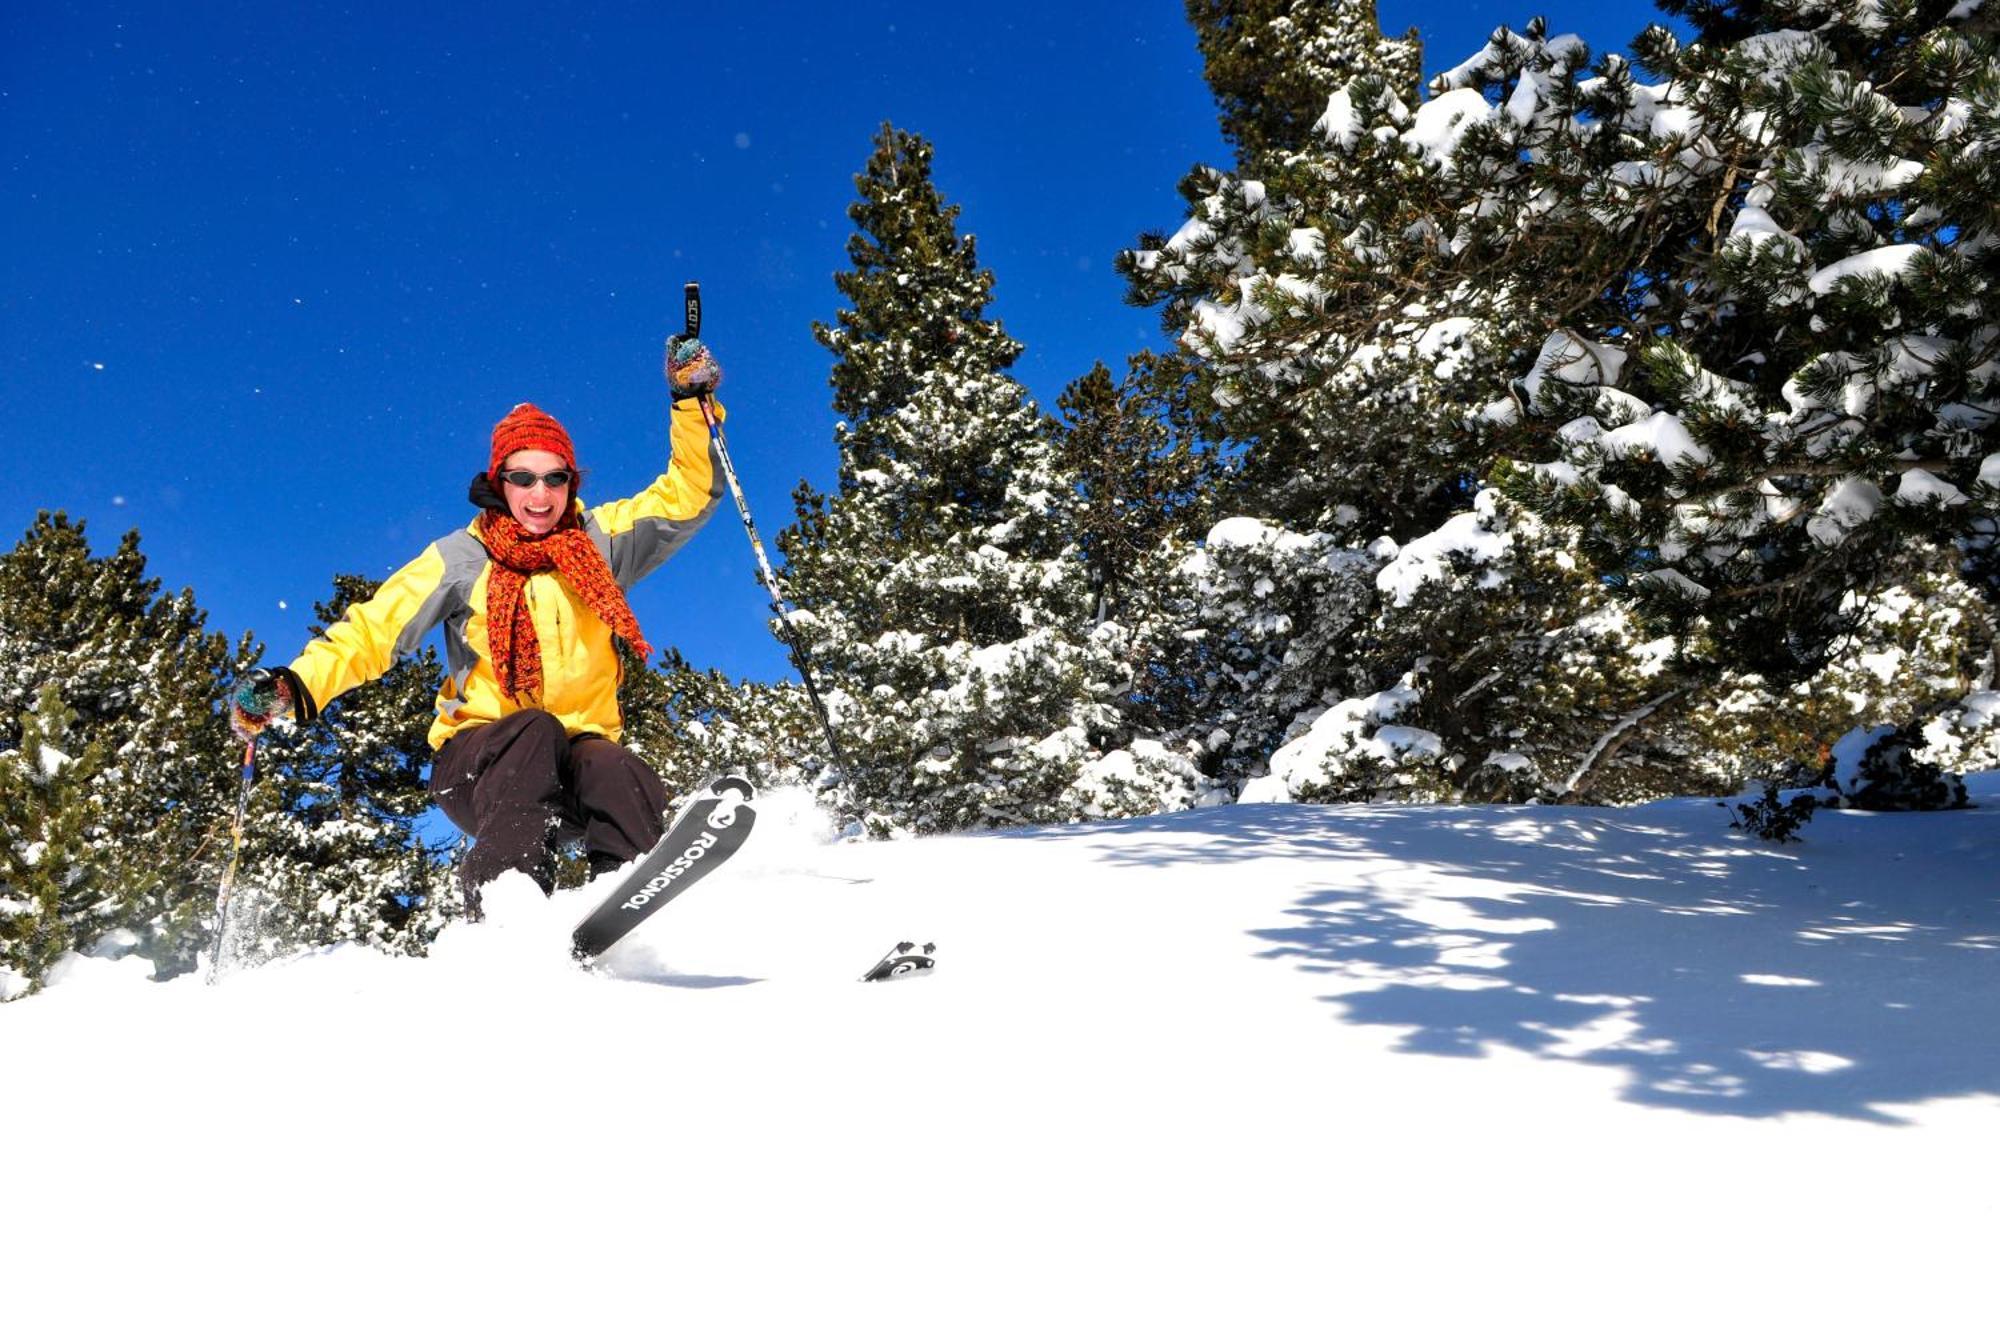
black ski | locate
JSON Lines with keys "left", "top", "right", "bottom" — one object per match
{"left": 571, "top": 774, "right": 756, "bottom": 960}
{"left": 860, "top": 941, "right": 936, "bottom": 982}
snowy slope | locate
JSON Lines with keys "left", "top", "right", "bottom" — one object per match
{"left": 7, "top": 780, "right": 2000, "bottom": 1326}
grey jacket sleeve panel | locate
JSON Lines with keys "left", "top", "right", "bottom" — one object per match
{"left": 401, "top": 528, "right": 488, "bottom": 660}
{"left": 590, "top": 432, "right": 728, "bottom": 590}
{"left": 427, "top": 530, "right": 489, "bottom": 706}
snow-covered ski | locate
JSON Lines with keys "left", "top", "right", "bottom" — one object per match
{"left": 860, "top": 941, "right": 936, "bottom": 982}
{"left": 571, "top": 774, "right": 756, "bottom": 961}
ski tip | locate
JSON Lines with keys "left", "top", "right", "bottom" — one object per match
{"left": 707, "top": 773, "right": 755, "bottom": 801}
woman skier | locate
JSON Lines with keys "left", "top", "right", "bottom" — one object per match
{"left": 230, "top": 338, "right": 726, "bottom": 909}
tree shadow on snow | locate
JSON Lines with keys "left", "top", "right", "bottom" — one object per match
{"left": 1008, "top": 788, "right": 2000, "bottom": 1124}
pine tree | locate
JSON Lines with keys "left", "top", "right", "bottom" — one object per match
{"left": 1027, "top": 354, "right": 1237, "bottom": 810}
{"left": 1474, "top": 4, "right": 2000, "bottom": 685}
{"left": 1050, "top": 353, "right": 1223, "bottom": 626}
{"left": 1120, "top": 3, "right": 1999, "bottom": 805}
{"left": 778, "top": 125, "right": 1128, "bottom": 832}
{"left": 1669, "top": 540, "right": 1987, "bottom": 777}
{"left": 618, "top": 646, "right": 819, "bottom": 804}
{"left": 0, "top": 685, "right": 110, "bottom": 997}
{"left": 1124, "top": 0, "right": 1467, "bottom": 536}
{"left": 0, "top": 513, "right": 239, "bottom": 980}
{"left": 1151, "top": 514, "right": 1379, "bottom": 790}
{"left": 788, "top": 124, "right": 1045, "bottom": 643}
{"left": 1188, "top": 0, "right": 1422, "bottom": 168}
{"left": 227, "top": 574, "right": 454, "bottom": 967}
{"left": 1123, "top": 6, "right": 1661, "bottom": 802}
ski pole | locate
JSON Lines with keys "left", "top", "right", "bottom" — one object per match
{"left": 679, "top": 281, "right": 854, "bottom": 786}
{"left": 205, "top": 738, "right": 256, "bottom": 985}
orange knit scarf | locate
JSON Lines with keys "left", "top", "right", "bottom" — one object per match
{"left": 478, "top": 510, "right": 653, "bottom": 699}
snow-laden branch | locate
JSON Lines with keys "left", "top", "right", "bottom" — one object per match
{"left": 1558, "top": 685, "right": 1696, "bottom": 801}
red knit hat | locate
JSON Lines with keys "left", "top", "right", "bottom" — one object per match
{"left": 489, "top": 402, "right": 578, "bottom": 480}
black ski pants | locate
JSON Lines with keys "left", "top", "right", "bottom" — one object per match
{"left": 430, "top": 709, "right": 670, "bottom": 910}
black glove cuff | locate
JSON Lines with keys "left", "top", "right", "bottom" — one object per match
{"left": 269, "top": 666, "right": 317, "bottom": 724}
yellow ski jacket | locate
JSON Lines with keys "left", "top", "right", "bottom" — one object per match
{"left": 286, "top": 398, "right": 725, "bottom": 751}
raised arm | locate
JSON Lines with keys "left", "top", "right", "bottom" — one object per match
{"left": 589, "top": 396, "right": 727, "bottom": 588}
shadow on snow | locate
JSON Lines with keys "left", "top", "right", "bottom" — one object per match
{"left": 1008, "top": 785, "right": 2000, "bottom": 1124}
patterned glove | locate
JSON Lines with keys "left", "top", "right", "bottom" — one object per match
{"left": 665, "top": 335, "right": 723, "bottom": 400}
{"left": 229, "top": 668, "right": 297, "bottom": 743}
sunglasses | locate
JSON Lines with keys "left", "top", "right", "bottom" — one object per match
{"left": 499, "top": 468, "right": 574, "bottom": 490}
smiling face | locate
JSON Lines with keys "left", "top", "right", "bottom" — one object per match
{"left": 497, "top": 448, "right": 573, "bottom": 536}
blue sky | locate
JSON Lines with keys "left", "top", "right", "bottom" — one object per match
{"left": 5, "top": 0, "right": 1672, "bottom": 688}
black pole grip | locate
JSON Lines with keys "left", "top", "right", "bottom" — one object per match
{"left": 684, "top": 282, "right": 702, "bottom": 339}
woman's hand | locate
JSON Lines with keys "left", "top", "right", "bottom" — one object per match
{"left": 665, "top": 336, "right": 722, "bottom": 400}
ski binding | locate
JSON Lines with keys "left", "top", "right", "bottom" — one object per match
{"left": 861, "top": 941, "right": 936, "bottom": 982}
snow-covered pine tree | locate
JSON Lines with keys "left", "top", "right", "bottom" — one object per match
{"left": 1150, "top": 514, "right": 1380, "bottom": 792}
{"left": 1124, "top": 0, "right": 1489, "bottom": 537}
{"left": 0, "top": 685, "right": 110, "bottom": 997}
{"left": 0, "top": 513, "right": 239, "bottom": 982}
{"left": 617, "top": 647, "right": 818, "bottom": 806}
{"left": 1188, "top": 0, "right": 1422, "bottom": 166}
{"left": 1407, "top": 2, "right": 2000, "bottom": 797}
{"left": 1126, "top": 2, "right": 1999, "bottom": 804}
{"left": 228, "top": 574, "right": 454, "bottom": 966}
{"left": 1685, "top": 541, "right": 1996, "bottom": 787}
{"left": 1125, "top": 3, "right": 1484, "bottom": 799}
{"left": 1049, "top": 353, "right": 1223, "bottom": 628}
{"left": 1124, "top": 5, "right": 1682, "bottom": 802}
{"left": 1033, "top": 354, "right": 1235, "bottom": 810}
{"left": 777, "top": 125, "right": 1137, "bottom": 832}
{"left": 1480, "top": 2, "right": 2000, "bottom": 689}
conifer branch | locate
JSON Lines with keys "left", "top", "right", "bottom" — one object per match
{"left": 1558, "top": 684, "right": 1697, "bottom": 802}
